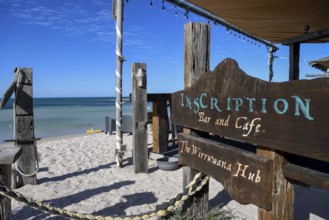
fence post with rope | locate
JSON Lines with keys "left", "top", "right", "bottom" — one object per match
{"left": 0, "top": 68, "right": 39, "bottom": 188}
{"left": 0, "top": 147, "right": 22, "bottom": 220}
{"left": 0, "top": 171, "right": 209, "bottom": 219}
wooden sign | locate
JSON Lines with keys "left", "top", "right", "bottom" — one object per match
{"left": 178, "top": 133, "right": 273, "bottom": 210}
{"left": 172, "top": 58, "right": 329, "bottom": 163}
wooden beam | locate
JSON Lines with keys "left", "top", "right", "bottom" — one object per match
{"left": 182, "top": 22, "right": 210, "bottom": 215}
{"left": 147, "top": 93, "right": 171, "bottom": 102}
{"left": 152, "top": 100, "right": 169, "bottom": 154}
{"left": 283, "top": 163, "right": 329, "bottom": 191}
{"left": 289, "top": 43, "right": 300, "bottom": 80}
{"left": 282, "top": 27, "right": 329, "bottom": 45}
{"left": 0, "top": 147, "right": 22, "bottom": 164}
{"left": 14, "top": 68, "right": 38, "bottom": 188}
{"left": 132, "top": 63, "right": 148, "bottom": 173}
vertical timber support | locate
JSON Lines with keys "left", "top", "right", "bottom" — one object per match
{"left": 152, "top": 100, "right": 169, "bottom": 153}
{"left": 257, "top": 148, "right": 294, "bottom": 219}
{"left": 258, "top": 42, "right": 298, "bottom": 219}
{"left": 182, "top": 22, "right": 210, "bottom": 215}
{"left": 132, "top": 63, "right": 148, "bottom": 173}
{"left": 14, "top": 68, "right": 38, "bottom": 188}
{"left": 0, "top": 165, "right": 11, "bottom": 220}
{"left": 289, "top": 43, "right": 300, "bottom": 80}
{"left": 0, "top": 147, "right": 22, "bottom": 220}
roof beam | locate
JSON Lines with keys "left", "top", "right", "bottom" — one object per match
{"left": 282, "top": 28, "right": 329, "bottom": 45}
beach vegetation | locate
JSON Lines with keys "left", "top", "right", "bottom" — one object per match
{"left": 161, "top": 205, "right": 237, "bottom": 220}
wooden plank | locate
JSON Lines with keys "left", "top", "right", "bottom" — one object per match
{"left": 182, "top": 22, "right": 210, "bottom": 215}
{"left": 289, "top": 43, "right": 300, "bottom": 80}
{"left": 283, "top": 163, "right": 329, "bottom": 191}
{"left": 132, "top": 63, "right": 148, "bottom": 173}
{"left": 172, "top": 58, "right": 329, "bottom": 163}
{"left": 152, "top": 100, "right": 169, "bottom": 153}
{"left": 179, "top": 133, "right": 273, "bottom": 210}
{"left": 0, "top": 147, "right": 22, "bottom": 164}
{"left": 282, "top": 27, "right": 329, "bottom": 45}
{"left": 14, "top": 68, "right": 37, "bottom": 187}
{"left": 147, "top": 93, "right": 171, "bottom": 102}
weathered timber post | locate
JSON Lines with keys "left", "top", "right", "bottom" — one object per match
{"left": 258, "top": 43, "right": 299, "bottom": 219}
{"left": 152, "top": 99, "right": 169, "bottom": 153}
{"left": 146, "top": 93, "right": 171, "bottom": 153}
{"left": 0, "top": 147, "right": 22, "bottom": 220}
{"left": 257, "top": 148, "right": 294, "bottom": 219}
{"left": 182, "top": 22, "right": 210, "bottom": 215}
{"left": 132, "top": 63, "right": 148, "bottom": 173}
{"left": 14, "top": 68, "right": 38, "bottom": 187}
{"left": 289, "top": 43, "right": 300, "bottom": 81}
{"left": 257, "top": 44, "right": 298, "bottom": 219}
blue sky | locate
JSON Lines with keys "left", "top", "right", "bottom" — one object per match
{"left": 0, "top": 0, "right": 328, "bottom": 98}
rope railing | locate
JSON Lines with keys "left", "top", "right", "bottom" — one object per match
{"left": 0, "top": 172, "right": 209, "bottom": 220}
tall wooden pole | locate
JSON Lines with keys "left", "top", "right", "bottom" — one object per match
{"left": 289, "top": 43, "right": 300, "bottom": 80}
{"left": 182, "top": 22, "right": 210, "bottom": 215}
{"left": 113, "top": 0, "right": 125, "bottom": 167}
{"left": 14, "top": 68, "right": 38, "bottom": 187}
{"left": 132, "top": 63, "right": 148, "bottom": 173}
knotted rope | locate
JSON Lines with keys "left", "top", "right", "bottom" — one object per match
{"left": 0, "top": 172, "right": 209, "bottom": 219}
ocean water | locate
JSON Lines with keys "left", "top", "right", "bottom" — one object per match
{"left": 0, "top": 97, "right": 133, "bottom": 143}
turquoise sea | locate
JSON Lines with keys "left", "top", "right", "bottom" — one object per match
{"left": 0, "top": 97, "right": 133, "bottom": 143}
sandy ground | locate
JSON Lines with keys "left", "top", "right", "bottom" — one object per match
{"left": 2, "top": 133, "right": 328, "bottom": 220}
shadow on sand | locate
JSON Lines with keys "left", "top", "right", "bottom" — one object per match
{"left": 37, "top": 157, "right": 133, "bottom": 184}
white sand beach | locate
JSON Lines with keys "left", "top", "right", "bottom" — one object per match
{"left": 3, "top": 133, "right": 328, "bottom": 219}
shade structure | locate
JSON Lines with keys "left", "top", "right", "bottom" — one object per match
{"left": 187, "top": 0, "right": 329, "bottom": 43}
{"left": 309, "top": 56, "right": 329, "bottom": 72}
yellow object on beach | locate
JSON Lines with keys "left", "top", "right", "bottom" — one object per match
{"left": 85, "top": 129, "right": 103, "bottom": 133}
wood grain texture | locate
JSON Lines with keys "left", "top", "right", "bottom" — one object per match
{"left": 283, "top": 163, "right": 329, "bottom": 191}
{"left": 257, "top": 147, "right": 294, "bottom": 220}
{"left": 172, "top": 58, "right": 329, "bottom": 163}
{"left": 152, "top": 101, "right": 169, "bottom": 153}
{"left": 14, "top": 68, "right": 37, "bottom": 187}
{"left": 0, "top": 147, "right": 22, "bottom": 165}
{"left": 182, "top": 22, "right": 210, "bottom": 215}
{"left": 179, "top": 133, "right": 273, "bottom": 210}
{"left": 132, "top": 63, "right": 148, "bottom": 173}
{"left": 0, "top": 165, "right": 11, "bottom": 220}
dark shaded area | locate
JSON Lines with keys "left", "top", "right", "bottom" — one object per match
{"left": 38, "top": 158, "right": 132, "bottom": 184}
{"left": 13, "top": 180, "right": 135, "bottom": 219}
{"left": 93, "top": 192, "right": 157, "bottom": 217}
{"left": 44, "top": 181, "right": 135, "bottom": 208}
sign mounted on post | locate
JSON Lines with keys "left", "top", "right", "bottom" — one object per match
{"left": 178, "top": 133, "right": 273, "bottom": 210}
{"left": 172, "top": 58, "right": 329, "bottom": 163}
